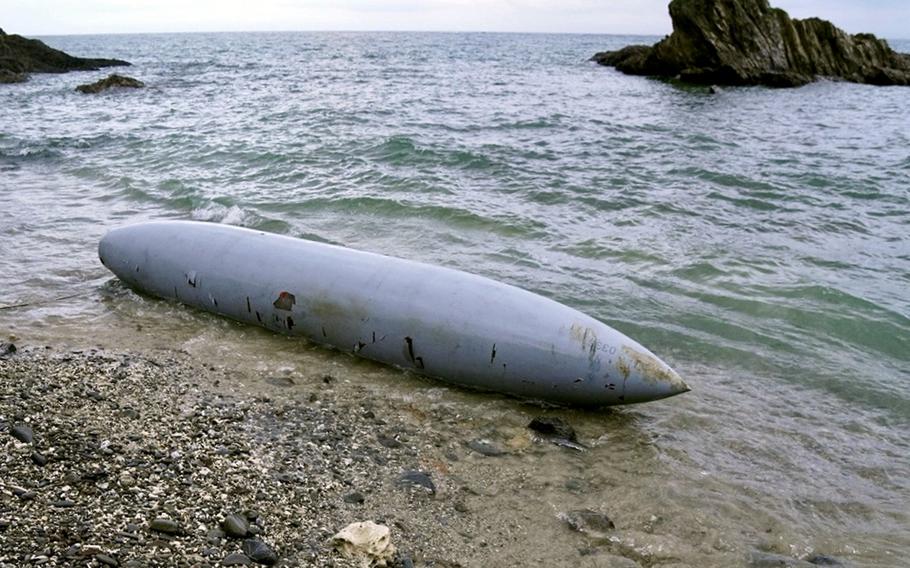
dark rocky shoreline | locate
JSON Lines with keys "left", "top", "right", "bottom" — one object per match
{"left": 593, "top": 0, "right": 910, "bottom": 88}
{"left": 0, "top": 28, "right": 129, "bottom": 84}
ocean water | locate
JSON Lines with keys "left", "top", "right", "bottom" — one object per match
{"left": 1, "top": 32, "right": 909, "bottom": 566}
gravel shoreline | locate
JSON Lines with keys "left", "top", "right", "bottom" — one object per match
{"left": 1, "top": 344, "right": 854, "bottom": 567}
{"left": 1, "top": 346, "right": 498, "bottom": 567}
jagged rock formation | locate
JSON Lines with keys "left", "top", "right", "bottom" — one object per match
{"left": 76, "top": 74, "right": 145, "bottom": 94}
{"left": 592, "top": 0, "right": 910, "bottom": 87}
{"left": 0, "top": 27, "right": 130, "bottom": 84}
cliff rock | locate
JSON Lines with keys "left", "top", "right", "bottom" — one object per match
{"left": 0, "top": 27, "right": 130, "bottom": 84}
{"left": 592, "top": 0, "right": 910, "bottom": 87}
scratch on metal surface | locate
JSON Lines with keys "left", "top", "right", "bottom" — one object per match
{"left": 569, "top": 323, "right": 598, "bottom": 356}
{"left": 403, "top": 336, "right": 424, "bottom": 369}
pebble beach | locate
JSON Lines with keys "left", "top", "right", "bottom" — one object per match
{"left": 1, "top": 343, "right": 866, "bottom": 567}
{"left": 2, "top": 346, "right": 507, "bottom": 567}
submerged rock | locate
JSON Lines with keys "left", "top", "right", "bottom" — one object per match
{"left": 560, "top": 509, "right": 616, "bottom": 539}
{"left": 75, "top": 74, "right": 145, "bottom": 94}
{"left": 466, "top": 438, "right": 506, "bottom": 457}
{"left": 748, "top": 550, "right": 817, "bottom": 567}
{"left": 592, "top": 0, "right": 910, "bottom": 87}
{"left": 528, "top": 416, "right": 578, "bottom": 442}
{"left": 0, "top": 342, "right": 17, "bottom": 358}
{"left": 806, "top": 554, "right": 846, "bottom": 566}
{"left": 0, "top": 28, "right": 129, "bottom": 83}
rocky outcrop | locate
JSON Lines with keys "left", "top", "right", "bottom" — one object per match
{"left": 76, "top": 74, "right": 145, "bottom": 94}
{"left": 592, "top": 0, "right": 910, "bottom": 87}
{"left": 0, "top": 27, "right": 130, "bottom": 84}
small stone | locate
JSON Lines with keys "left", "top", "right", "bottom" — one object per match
{"left": 10, "top": 424, "right": 34, "bottom": 444}
{"left": 344, "top": 492, "right": 366, "bottom": 504}
{"left": 466, "top": 439, "right": 506, "bottom": 457}
{"left": 528, "top": 416, "right": 577, "bottom": 442}
{"left": 396, "top": 470, "right": 436, "bottom": 494}
{"left": 86, "top": 389, "right": 104, "bottom": 401}
{"left": 96, "top": 554, "right": 119, "bottom": 566}
{"left": 0, "top": 342, "right": 16, "bottom": 358}
{"left": 222, "top": 552, "right": 253, "bottom": 566}
{"left": 206, "top": 528, "right": 225, "bottom": 544}
{"left": 52, "top": 499, "right": 76, "bottom": 508}
{"left": 265, "top": 376, "right": 294, "bottom": 387}
{"left": 119, "top": 408, "right": 140, "bottom": 420}
{"left": 748, "top": 551, "right": 816, "bottom": 567}
{"left": 807, "top": 555, "right": 845, "bottom": 566}
{"left": 31, "top": 451, "right": 48, "bottom": 466}
{"left": 453, "top": 501, "right": 469, "bottom": 513}
{"left": 377, "top": 434, "right": 402, "bottom": 449}
{"left": 242, "top": 539, "right": 278, "bottom": 565}
{"left": 561, "top": 509, "right": 615, "bottom": 538}
{"left": 333, "top": 521, "right": 396, "bottom": 566}
{"left": 222, "top": 513, "right": 251, "bottom": 538}
{"left": 15, "top": 489, "right": 36, "bottom": 501}
{"left": 63, "top": 545, "right": 80, "bottom": 558}
{"left": 149, "top": 517, "right": 181, "bottom": 535}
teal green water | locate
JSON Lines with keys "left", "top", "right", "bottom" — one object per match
{"left": 1, "top": 32, "right": 909, "bottom": 565}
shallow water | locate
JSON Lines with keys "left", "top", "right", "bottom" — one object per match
{"left": 1, "top": 32, "right": 909, "bottom": 566}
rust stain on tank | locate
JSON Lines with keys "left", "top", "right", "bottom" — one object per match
{"left": 621, "top": 345, "right": 686, "bottom": 389}
{"left": 617, "top": 357, "right": 630, "bottom": 380}
{"left": 308, "top": 297, "right": 369, "bottom": 321}
{"left": 273, "top": 291, "right": 296, "bottom": 311}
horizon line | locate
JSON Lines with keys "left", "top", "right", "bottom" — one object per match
{"left": 16, "top": 28, "right": 670, "bottom": 38}
{"left": 11, "top": 28, "right": 908, "bottom": 42}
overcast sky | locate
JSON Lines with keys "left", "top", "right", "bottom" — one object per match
{"left": 2, "top": 1, "right": 907, "bottom": 39}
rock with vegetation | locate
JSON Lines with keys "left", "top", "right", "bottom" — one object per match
{"left": 0, "top": 27, "right": 129, "bottom": 84}
{"left": 592, "top": 0, "right": 910, "bottom": 87}
{"left": 75, "top": 73, "right": 145, "bottom": 93}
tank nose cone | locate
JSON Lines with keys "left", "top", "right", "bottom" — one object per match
{"left": 99, "top": 225, "right": 140, "bottom": 282}
{"left": 619, "top": 345, "right": 690, "bottom": 403}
